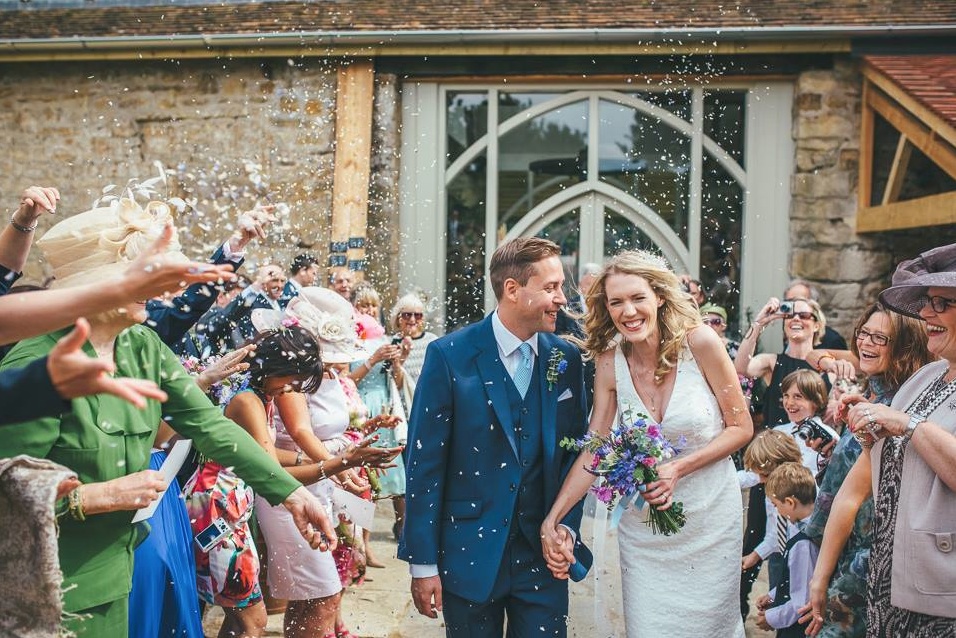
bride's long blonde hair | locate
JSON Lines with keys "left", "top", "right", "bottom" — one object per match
{"left": 580, "top": 251, "right": 702, "bottom": 381}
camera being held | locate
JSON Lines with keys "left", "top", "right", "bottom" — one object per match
{"left": 793, "top": 416, "right": 840, "bottom": 447}
{"left": 381, "top": 333, "right": 403, "bottom": 373}
{"left": 778, "top": 301, "right": 794, "bottom": 316}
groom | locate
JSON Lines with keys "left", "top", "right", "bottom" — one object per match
{"left": 398, "top": 237, "right": 590, "bottom": 637}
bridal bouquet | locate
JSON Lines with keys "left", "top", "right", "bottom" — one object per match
{"left": 561, "top": 410, "right": 687, "bottom": 536}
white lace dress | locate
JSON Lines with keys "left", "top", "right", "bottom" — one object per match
{"left": 614, "top": 344, "right": 745, "bottom": 637}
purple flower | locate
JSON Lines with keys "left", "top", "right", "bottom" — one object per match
{"left": 647, "top": 424, "right": 661, "bottom": 438}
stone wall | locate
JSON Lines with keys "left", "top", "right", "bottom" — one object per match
{"left": 790, "top": 57, "right": 884, "bottom": 340}
{"left": 0, "top": 57, "right": 341, "bottom": 283}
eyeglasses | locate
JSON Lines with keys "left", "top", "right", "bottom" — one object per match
{"left": 855, "top": 327, "right": 890, "bottom": 347}
{"left": 702, "top": 318, "right": 724, "bottom": 327}
{"left": 399, "top": 312, "right": 423, "bottom": 320}
{"left": 920, "top": 295, "right": 956, "bottom": 313}
{"left": 788, "top": 311, "right": 816, "bottom": 321}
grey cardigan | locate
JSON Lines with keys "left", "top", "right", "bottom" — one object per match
{"left": 873, "top": 359, "right": 956, "bottom": 618}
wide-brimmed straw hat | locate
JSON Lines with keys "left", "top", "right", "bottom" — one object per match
{"left": 879, "top": 242, "right": 956, "bottom": 318}
{"left": 252, "top": 288, "right": 369, "bottom": 364}
{"left": 37, "top": 197, "right": 187, "bottom": 289}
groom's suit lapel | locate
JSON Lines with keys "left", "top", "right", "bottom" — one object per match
{"left": 474, "top": 317, "right": 519, "bottom": 460}
{"left": 538, "top": 333, "right": 559, "bottom": 498}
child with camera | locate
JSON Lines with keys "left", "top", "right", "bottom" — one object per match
{"left": 755, "top": 462, "right": 820, "bottom": 638}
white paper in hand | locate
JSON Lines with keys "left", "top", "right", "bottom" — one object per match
{"left": 331, "top": 486, "right": 376, "bottom": 529}
{"left": 131, "top": 439, "right": 192, "bottom": 523}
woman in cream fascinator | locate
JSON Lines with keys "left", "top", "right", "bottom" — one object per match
{"left": 0, "top": 195, "right": 338, "bottom": 638}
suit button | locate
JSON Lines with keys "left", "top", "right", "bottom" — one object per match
{"left": 522, "top": 460, "right": 530, "bottom": 467}
{"left": 503, "top": 518, "right": 509, "bottom": 526}
{"left": 521, "top": 434, "right": 529, "bottom": 440}
{"left": 509, "top": 484, "right": 516, "bottom": 492}
{"left": 521, "top": 407, "right": 529, "bottom": 414}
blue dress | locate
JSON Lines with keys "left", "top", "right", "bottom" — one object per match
{"left": 128, "top": 449, "right": 204, "bottom": 638}
{"left": 352, "top": 337, "right": 406, "bottom": 497}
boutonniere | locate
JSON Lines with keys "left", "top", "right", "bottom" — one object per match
{"left": 546, "top": 347, "right": 568, "bottom": 391}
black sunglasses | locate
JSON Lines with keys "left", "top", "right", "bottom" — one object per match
{"left": 399, "top": 312, "right": 423, "bottom": 320}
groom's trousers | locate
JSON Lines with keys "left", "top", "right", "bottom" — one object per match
{"left": 442, "top": 533, "right": 569, "bottom": 638}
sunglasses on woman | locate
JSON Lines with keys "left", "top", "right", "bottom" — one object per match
{"left": 399, "top": 312, "right": 424, "bottom": 320}
{"left": 702, "top": 318, "right": 724, "bottom": 327}
{"left": 855, "top": 327, "right": 890, "bottom": 347}
{"left": 788, "top": 311, "right": 815, "bottom": 321}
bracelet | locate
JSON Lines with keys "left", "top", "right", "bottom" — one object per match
{"left": 295, "top": 450, "right": 304, "bottom": 466}
{"left": 362, "top": 360, "right": 372, "bottom": 372}
{"left": 317, "top": 460, "right": 327, "bottom": 481}
{"left": 67, "top": 487, "right": 86, "bottom": 522}
{"left": 744, "top": 322, "right": 764, "bottom": 340}
{"left": 815, "top": 354, "right": 835, "bottom": 372}
{"left": 9, "top": 215, "right": 37, "bottom": 233}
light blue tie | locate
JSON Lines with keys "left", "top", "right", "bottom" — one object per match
{"left": 513, "top": 342, "right": 534, "bottom": 399}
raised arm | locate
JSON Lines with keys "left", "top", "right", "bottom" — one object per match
{"left": 0, "top": 223, "right": 235, "bottom": 345}
{"left": 735, "top": 297, "right": 782, "bottom": 380}
{"left": 0, "top": 186, "right": 58, "bottom": 281}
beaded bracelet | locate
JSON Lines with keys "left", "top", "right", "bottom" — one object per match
{"left": 10, "top": 215, "right": 37, "bottom": 233}
{"left": 67, "top": 487, "right": 86, "bottom": 522}
{"left": 317, "top": 460, "right": 328, "bottom": 481}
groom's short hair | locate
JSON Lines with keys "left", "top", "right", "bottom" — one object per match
{"left": 489, "top": 237, "right": 561, "bottom": 300}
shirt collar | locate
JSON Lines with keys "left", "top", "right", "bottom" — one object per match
{"left": 288, "top": 278, "right": 303, "bottom": 291}
{"left": 491, "top": 310, "right": 538, "bottom": 357}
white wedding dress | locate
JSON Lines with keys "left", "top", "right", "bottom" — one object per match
{"left": 614, "top": 343, "right": 745, "bottom": 637}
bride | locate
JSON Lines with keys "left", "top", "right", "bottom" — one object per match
{"left": 540, "top": 250, "right": 752, "bottom": 637}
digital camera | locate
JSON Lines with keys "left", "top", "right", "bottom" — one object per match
{"left": 793, "top": 416, "right": 839, "bottom": 446}
{"left": 778, "top": 301, "right": 794, "bottom": 316}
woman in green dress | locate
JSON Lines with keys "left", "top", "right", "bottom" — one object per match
{"left": 0, "top": 197, "right": 337, "bottom": 637}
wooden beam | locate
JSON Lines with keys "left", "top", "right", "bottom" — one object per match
{"left": 859, "top": 81, "right": 875, "bottom": 209}
{"left": 882, "top": 134, "right": 913, "bottom": 206}
{"left": 331, "top": 59, "right": 375, "bottom": 280}
{"left": 867, "top": 86, "right": 956, "bottom": 181}
{"left": 857, "top": 190, "right": 956, "bottom": 233}
{"left": 864, "top": 65, "right": 956, "bottom": 151}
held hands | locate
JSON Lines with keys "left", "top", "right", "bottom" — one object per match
{"left": 411, "top": 575, "right": 443, "bottom": 618}
{"left": 283, "top": 486, "right": 338, "bottom": 551}
{"left": 48, "top": 318, "right": 169, "bottom": 409}
{"left": 755, "top": 609, "right": 772, "bottom": 631}
{"left": 540, "top": 520, "right": 576, "bottom": 579}
{"left": 120, "top": 222, "right": 236, "bottom": 301}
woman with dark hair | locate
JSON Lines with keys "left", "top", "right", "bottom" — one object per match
{"left": 186, "top": 327, "right": 398, "bottom": 638}
{"left": 801, "top": 303, "right": 934, "bottom": 637}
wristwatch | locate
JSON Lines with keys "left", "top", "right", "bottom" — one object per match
{"left": 904, "top": 414, "right": 925, "bottom": 440}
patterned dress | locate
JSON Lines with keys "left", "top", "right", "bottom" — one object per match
{"left": 865, "top": 377, "right": 956, "bottom": 638}
{"left": 803, "top": 377, "right": 888, "bottom": 638}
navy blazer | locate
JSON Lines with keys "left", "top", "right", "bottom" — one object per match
{"left": 0, "top": 356, "right": 69, "bottom": 425}
{"left": 398, "top": 314, "right": 589, "bottom": 603}
{"left": 145, "top": 245, "right": 242, "bottom": 354}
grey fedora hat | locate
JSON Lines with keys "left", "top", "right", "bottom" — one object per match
{"left": 879, "top": 242, "right": 956, "bottom": 318}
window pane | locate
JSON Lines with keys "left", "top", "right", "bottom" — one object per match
{"left": 446, "top": 150, "right": 487, "bottom": 332}
{"left": 498, "top": 92, "right": 564, "bottom": 124}
{"left": 701, "top": 152, "right": 744, "bottom": 330}
{"left": 604, "top": 207, "right": 659, "bottom": 257}
{"left": 625, "top": 90, "right": 692, "bottom": 121}
{"left": 538, "top": 209, "right": 581, "bottom": 298}
{"left": 598, "top": 100, "right": 690, "bottom": 243}
{"left": 703, "top": 91, "right": 746, "bottom": 168}
{"left": 446, "top": 91, "right": 489, "bottom": 168}
{"left": 497, "top": 100, "right": 588, "bottom": 232}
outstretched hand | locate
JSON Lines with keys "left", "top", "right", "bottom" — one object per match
{"left": 16, "top": 185, "right": 59, "bottom": 223}
{"left": 196, "top": 344, "right": 254, "bottom": 392}
{"left": 48, "top": 318, "right": 169, "bottom": 408}
{"left": 229, "top": 205, "right": 278, "bottom": 252}
{"left": 120, "top": 222, "right": 236, "bottom": 301}
{"left": 540, "top": 520, "right": 575, "bottom": 579}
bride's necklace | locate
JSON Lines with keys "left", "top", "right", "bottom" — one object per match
{"left": 627, "top": 348, "right": 668, "bottom": 418}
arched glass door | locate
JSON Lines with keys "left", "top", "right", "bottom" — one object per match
{"left": 399, "top": 81, "right": 794, "bottom": 337}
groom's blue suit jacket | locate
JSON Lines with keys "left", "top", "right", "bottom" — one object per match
{"left": 398, "top": 314, "right": 589, "bottom": 603}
